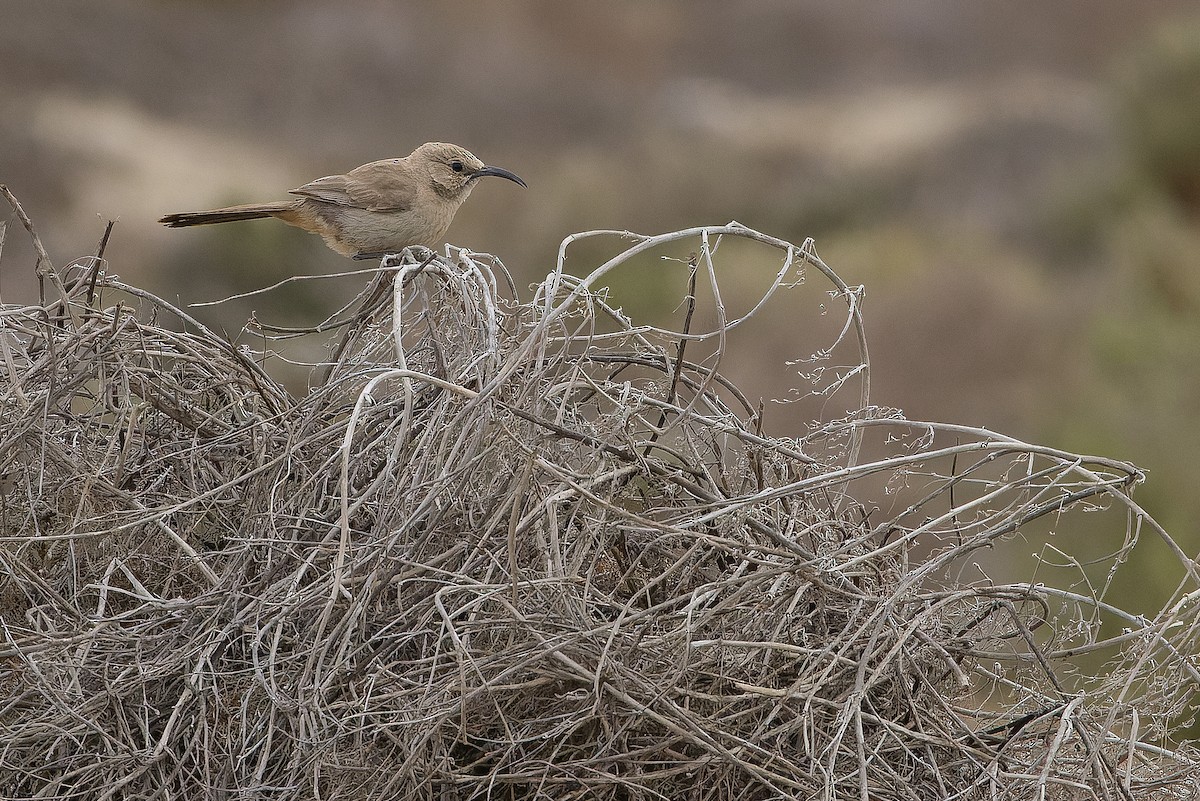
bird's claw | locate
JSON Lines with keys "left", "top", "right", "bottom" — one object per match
{"left": 354, "top": 246, "right": 435, "bottom": 265}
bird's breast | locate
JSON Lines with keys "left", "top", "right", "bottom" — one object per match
{"left": 308, "top": 201, "right": 456, "bottom": 252}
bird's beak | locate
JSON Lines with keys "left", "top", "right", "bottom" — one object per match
{"left": 469, "top": 165, "right": 527, "bottom": 188}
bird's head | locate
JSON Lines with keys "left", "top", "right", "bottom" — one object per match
{"left": 415, "top": 142, "right": 526, "bottom": 200}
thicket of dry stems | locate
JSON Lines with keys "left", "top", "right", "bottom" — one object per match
{"left": 1, "top": 184, "right": 1198, "bottom": 799}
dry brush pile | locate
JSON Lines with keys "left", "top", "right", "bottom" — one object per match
{"left": 1, "top": 186, "right": 1198, "bottom": 799}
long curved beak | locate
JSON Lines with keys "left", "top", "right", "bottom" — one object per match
{"left": 469, "top": 165, "right": 527, "bottom": 188}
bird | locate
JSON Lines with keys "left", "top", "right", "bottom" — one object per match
{"left": 158, "top": 142, "right": 526, "bottom": 260}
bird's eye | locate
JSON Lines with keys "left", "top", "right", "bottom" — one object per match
{"left": 450, "top": 160, "right": 464, "bottom": 172}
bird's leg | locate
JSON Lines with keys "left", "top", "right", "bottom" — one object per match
{"left": 354, "top": 245, "right": 435, "bottom": 264}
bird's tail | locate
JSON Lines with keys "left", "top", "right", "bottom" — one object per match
{"left": 158, "top": 202, "right": 297, "bottom": 228}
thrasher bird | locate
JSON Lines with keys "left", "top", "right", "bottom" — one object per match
{"left": 159, "top": 142, "right": 526, "bottom": 259}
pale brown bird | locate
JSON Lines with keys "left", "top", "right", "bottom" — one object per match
{"left": 158, "top": 142, "right": 526, "bottom": 259}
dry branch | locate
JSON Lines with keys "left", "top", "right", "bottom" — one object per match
{"left": 0, "top": 193, "right": 1196, "bottom": 800}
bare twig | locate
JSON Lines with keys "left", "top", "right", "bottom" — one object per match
{"left": 0, "top": 207, "right": 1194, "bottom": 800}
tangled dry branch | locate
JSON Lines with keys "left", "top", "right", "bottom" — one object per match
{"left": 0, "top": 187, "right": 1197, "bottom": 799}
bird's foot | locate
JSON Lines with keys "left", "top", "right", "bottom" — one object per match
{"left": 354, "top": 246, "right": 436, "bottom": 265}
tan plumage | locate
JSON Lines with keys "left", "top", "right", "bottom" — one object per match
{"left": 159, "top": 142, "right": 525, "bottom": 259}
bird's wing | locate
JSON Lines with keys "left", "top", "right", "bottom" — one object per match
{"left": 289, "top": 174, "right": 356, "bottom": 207}
{"left": 289, "top": 160, "right": 415, "bottom": 212}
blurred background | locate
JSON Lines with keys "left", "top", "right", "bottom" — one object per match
{"left": 2, "top": 1, "right": 1199, "bottom": 611}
